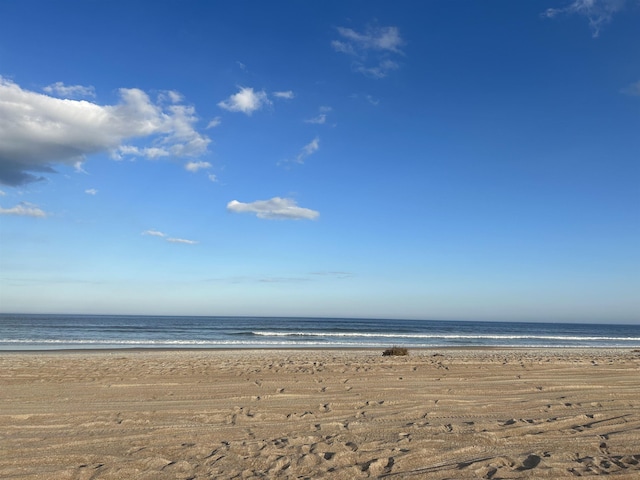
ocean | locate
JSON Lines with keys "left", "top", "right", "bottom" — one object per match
{"left": 1, "top": 314, "right": 639, "bottom": 350}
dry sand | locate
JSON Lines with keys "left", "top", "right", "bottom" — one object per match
{"left": 1, "top": 349, "right": 639, "bottom": 479}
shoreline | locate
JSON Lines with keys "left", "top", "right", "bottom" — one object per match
{"left": 1, "top": 345, "right": 639, "bottom": 355}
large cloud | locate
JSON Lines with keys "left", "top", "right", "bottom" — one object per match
{"left": 0, "top": 77, "right": 210, "bottom": 186}
{"left": 227, "top": 197, "right": 319, "bottom": 220}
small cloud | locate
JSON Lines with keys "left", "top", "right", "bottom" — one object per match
{"left": 297, "top": 137, "right": 319, "bottom": 163}
{"left": 305, "top": 114, "right": 326, "bottom": 124}
{"left": 305, "top": 106, "right": 332, "bottom": 125}
{"left": 280, "top": 137, "right": 320, "bottom": 167}
{"left": 365, "top": 94, "right": 380, "bottom": 106}
{"left": 542, "top": 0, "right": 627, "bottom": 38}
{"left": 185, "top": 160, "right": 212, "bottom": 172}
{"left": 74, "top": 161, "right": 88, "bottom": 174}
{"left": 218, "top": 86, "right": 271, "bottom": 115}
{"left": 273, "top": 90, "right": 295, "bottom": 99}
{"left": 207, "top": 116, "right": 222, "bottom": 129}
{"left": 335, "top": 25, "right": 404, "bottom": 53}
{"left": 350, "top": 93, "right": 380, "bottom": 106}
{"left": 43, "top": 81, "right": 96, "bottom": 98}
{"left": 143, "top": 229, "right": 198, "bottom": 244}
{"left": 227, "top": 197, "right": 319, "bottom": 220}
{"left": 0, "top": 190, "right": 5, "bottom": 196}
{"left": 0, "top": 202, "right": 47, "bottom": 217}
{"left": 208, "top": 173, "right": 218, "bottom": 182}
{"left": 142, "top": 229, "right": 167, "bottom": 237}
{"left": 237, "top": 61, "right": 248, "bottom": 71}
{"left": 166, "top": 237, "right": 198, "bottom": 245}
{"left": 332, "top": 24, "right": 405, "bottom": 78}
{"left": 356, "top": 59, "right": 399, "bottom": 79}
{"left": 621, "top": 80, "right": 640, "bottom": 96}
{"left": 85, "top": 188, "right": 98, "bottom": 195}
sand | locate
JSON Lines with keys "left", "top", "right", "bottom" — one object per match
{"left": 1, "top": 349, "right": 639, "bottom": 479}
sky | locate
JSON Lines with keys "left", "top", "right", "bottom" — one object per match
{"left": 0, "top": 0, "right": 638, "bottom": 323}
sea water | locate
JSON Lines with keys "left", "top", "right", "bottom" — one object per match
{"left": 1, "top": 314, "right": 639, "bottom": 350}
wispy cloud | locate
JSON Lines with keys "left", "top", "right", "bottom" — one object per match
{"left": 206, "top": 116, "right": 222, "bottom": 129}
{"left": 142, "top": 229, "right": 167, "bottom": 238}
{"left": 218, "top": 86, "right": 271, "bottom": 115}
{"left": 621, "top": 80, "right": 640, "bottom": 96}
{"left": 542, "top": 0, "right": 627, "bottom": 37}
{"left": 166, "top": 237, "right": 199, "bottom": 245}
{"left": 273, "top": 90, "right": 295, "bottom": 99}
{"left": 297, "top": 137, "right": 319, "bottom": 163}
{"left": 185, "top": 160, "right": 212, "bottom": 172}
{"left": 305, "top": 106, "right": 332, "bottom": 125}
{"left": 0, "top": 77, "right": 210, "bottom": 186}
{"left": 85, "top": 188, "right": 98, "bottom": 195}
{"left": 334, "top": 25, "right": 404, "bottom": 53}
{"left": 279, "top": 137, "right": 320, "bottom": 167}
{"left": 305, "top": 114, "right": 327, "bottom": 124}
{"left": 332, "top": 24, "right": 405, "bottom": 78}
{"left": 142, "top": 229, "right": 198, "bottom": 244}
{"left": 43, "top": 81, "right": 95, "bottom": 98}
{"left": 227, "top": 197, "right": 319, "bottom": 220}
{"left": 0, "top": 202, "right": 47, "bottom": 217}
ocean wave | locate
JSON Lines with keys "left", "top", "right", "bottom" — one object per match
{"left": 250, "top": 331, "right": 640, "bottom": 341}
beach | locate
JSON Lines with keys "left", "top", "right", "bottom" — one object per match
{"left": 1, "top": 349, "right": 639, "bottom": 479}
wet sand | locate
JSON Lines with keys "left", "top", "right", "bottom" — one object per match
{"left": 1, "top": 349, "right": 640, "bottom": 479}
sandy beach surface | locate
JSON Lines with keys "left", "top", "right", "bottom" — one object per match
{"left": 1, "top": 349, "right": 639, "bottom": 479}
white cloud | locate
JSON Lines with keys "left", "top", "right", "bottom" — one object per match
{"left": 43, "top": 81, "right": 95, "bottom": 98}
{"left": 542, "top": 0, "right": 627, "bottom": 37}
{"left": 218, "top": 86, "right": 270, "bottom": 115}
{"left": 0, "top": 190, "right": 5, "bottom": 196}
{"left": 273, "top": 90, "right": 295, "bottom": 99}
{"left": 227, "top": 197, "right": 319, "bottom": 220}
{"left": 166, "top": 237, "right": 198, "bottom": 245}
{"left": 305, "top": 106, "right": 332, "bottom": 124}
{"left": 206, "top": 116, "right": 222, "bottom": 129}
{"left": 208, "top": 173, "right": 218, "bottom": 182}
{"left": 280, "top": 137, "right": 320, "bottom": 167}
{"left": 332, "top": 25, "right": 405, "bottom": 78}
{"left": 142, "top": 229, "right": 167, "bottom": 237}
{"left": 0, "top": 202, "right": 47, "bottom": 217}
{"left": 185, "top": 160, "right": 212, "bottom": 172}
{"left": 356, "top": 59, "right": 399, "bottom": 79}
{"left": 305, "top": 114, "right": 326, "bottom": 124}
{"left": 142, "top": 229, "right": 198, "bottom": 244}
{"left": 335, "top": 26, "right": 404, "bottom": 53}
{"left": 298, "top": 137, "right": 319, "bottom": 163}
{"left": 621, "top": 80, "right": 640, "bottom": 96}
{"left": 85, "top": 188, "right": 98, "bottom": 195}
{"left": 166, "top": 90, "right": 183, "bottom": 103}
{"left": 114, "top": 145, "right": 171, "bottom": 160}
{"left": 0, "top": 77, "right": 210, "bottom": 186}
{"left": 74, "top": 161, "right": 89, "bottom": 174}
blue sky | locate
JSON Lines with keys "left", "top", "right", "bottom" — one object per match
{"left": 0, "top": 0, "right": 638, "bottom": 323}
